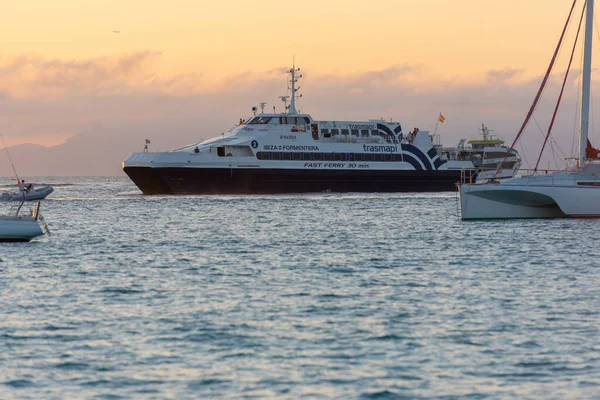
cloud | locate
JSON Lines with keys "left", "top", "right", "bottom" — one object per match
{"left": 0, "top": 52, "right": 593, "bottom": 174}
{"left": 486, "top": 68, "right": 524, "bottom": 81}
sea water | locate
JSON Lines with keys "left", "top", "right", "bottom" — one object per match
{"left": 0, "top": 177, "right": 599, "bottom": 399}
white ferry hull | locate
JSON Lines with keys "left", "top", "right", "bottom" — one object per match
{"left": 124, "top": 166, "right": 469, "bottom": 194}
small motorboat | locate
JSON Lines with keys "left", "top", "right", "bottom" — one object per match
{"left": 0, "top": 184, "right": 54, "bottom": 201}
{"left": 0, "top": 201, "right": 49, "bottom": 242}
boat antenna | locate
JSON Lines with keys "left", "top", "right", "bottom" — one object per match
{"left": 0, "top": 132, "right": 21, "bottom": 187}
{"left": 260, "top": 102, "right": 266, "bottom": 113}
{"left": 286, "top": 59, "right": 302, "bottom": 114}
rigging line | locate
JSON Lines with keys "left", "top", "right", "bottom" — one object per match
{"left": 572, "top": 24, "right": 585, "bottom": 158}
{"left": 0, "top": 132, "right": 20, "bottom": 186}
{"left": 495, "top": 0, "right": 579, "bottom": 178}
{"left": 534, "top": 2, "right": 585, "bottom": 172}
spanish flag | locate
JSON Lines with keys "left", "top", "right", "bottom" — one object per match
{"left": 439, "top": 114, "right": 445, "bottom": 123}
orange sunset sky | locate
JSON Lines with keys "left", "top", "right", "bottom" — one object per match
{"left": 0, "top": 0, "right": 597, "bottom": 174}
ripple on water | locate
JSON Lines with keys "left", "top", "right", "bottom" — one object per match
{"left": 0, "top": 177, "right": 599, "bottom": 399}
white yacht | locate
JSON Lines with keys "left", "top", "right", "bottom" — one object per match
{"left": 459, "top": 0, "right": 600, "bottom": 219}
{"left": 123, "top": 67, "right": 491, "bottom": 194}
{"left": 437, "top": 124, "right": 521, "bottom": 181}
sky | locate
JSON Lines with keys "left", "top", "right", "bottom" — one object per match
{"left": 0, "top": 0, "right": 597, "bottom": 175}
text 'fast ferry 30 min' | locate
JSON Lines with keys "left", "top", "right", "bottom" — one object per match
{"left": 123, "top": 66, "right": 486, "bottom": 194}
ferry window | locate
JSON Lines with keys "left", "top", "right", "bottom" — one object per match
{"left": 331, "top": 129, "right": 339, "bottom": 136}
{"left": 217, "top": 147, "right": 225, "bottom": 157}
{"left": 360, "top": 130, "right": 369, "bottom": 137}
{"left": 354, "top": 153, "right": 364, "bottom": 161}
{"left": 373, "top": 154, "right": 383, "bottom": 161}
{"left": 313, "top": 152, "right": 323, "bottom": 161}
{"left": 262, "top": 152, "right": 271, "bottom": 160}
{"left": 292, "top": 152, "right": 302, "bottom": 160}
{"left": 249, "top": 116, "right": 271, "bottom": 124}
{"left": 302, "top": 152, "right": 312, "bottom": 160}
{"left": 334, "top": 153, "right": 343, "bottom": 161}
{"left": 393, "top": 154, "right": 403, "bottom": 161}
{"left": 303, "top": 117, "right": 310, "bottom": 124}
{"left": 256, "top": 152, "right": 263, "bottom": 160}
{"left": 321, "top": 128, "right": 329, "bottom": 134}
{"left": 370, "top": 130, "right": 379, "bottom": 136}
{"left": 286, "top": 117, "right": 298, "bottom": 125}
{"left": 282, "top": 152, "right": 291, "bottom": 160}
{"left": 346, "top": 153, "right": 354, "bottom": 161}
{"left": 364, "top": 153, "right": 373, "bottom": 161}
{"left": 323, "top": 153, "right": 333, "bottom": 161}
{"left": 341, "top": 129, "right": 349, "bottom": 135}
{"left": 268, "top": 118, "right": 280, "bottom": 125}
{"left": 280, "top": 117, "right": 287, "bottom": 125}
{"left": 272, "top": 152, "right": 282, "bottom": 160}
{"left": 384, "top": 154, "right": 393, "bottom": 162}
{"left": 351, "top": 129, "right": 359, "bottom": 136}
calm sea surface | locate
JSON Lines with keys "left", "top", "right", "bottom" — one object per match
{"left": 0, "top": 176, "right": 599, "bottom": 399}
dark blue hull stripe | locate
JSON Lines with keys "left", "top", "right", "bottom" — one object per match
{"left": 402, "top": 144, "right": 433, "bottom": 171}
{"left": 433, "top": 158, "right": 447, "bottom": 169}
{"left": 401, "top": 153, "right": 424, "bottom": 171}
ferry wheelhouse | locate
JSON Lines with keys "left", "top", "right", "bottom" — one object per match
{"left": 123, "top": 66, "right": 480, "bottom": 194}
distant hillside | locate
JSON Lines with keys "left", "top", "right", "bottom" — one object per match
{"left": 0, "top": 119, "right": 229, "bottom": 176}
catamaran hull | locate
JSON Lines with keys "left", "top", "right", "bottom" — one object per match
{"left": 124, "top": 166, "right": 471, "bottom": 194}
{"left": 458, "top": 183, "right": 600, "bottom": 219}
{"left": 0, "top": 219, "right": 44, "bottom": 242}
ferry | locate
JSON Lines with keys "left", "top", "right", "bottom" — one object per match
{"left": 436, "top": 124, "right": 521, "bottom": 181}
{"left": 122, "top": 66, "right": 515, "bottom": 194}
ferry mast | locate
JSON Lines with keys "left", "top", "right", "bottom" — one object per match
{"left": 287, "top": 65, "right": 302, "bottom": 114}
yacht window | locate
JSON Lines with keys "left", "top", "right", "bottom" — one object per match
{"left": 360, "top": 129, "right": 369, "bottom": 137}
{"left": 323, "top": 153, "right": 333, "bottom": 161}
{"left": 351, "top": 129, "right": 359, "bottom": 136}
{"left": 313, "top": 153, "right": 323, "bottom": 161}
{"left": 341, "top": 129, "right": 349, "bottom": 135}
{"left": 217, "top": 147, "right": 225, "bottom": 157}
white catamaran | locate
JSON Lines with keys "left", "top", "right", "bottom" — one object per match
{"left": 459, "top": 0, "right": 600, "bottom": 219}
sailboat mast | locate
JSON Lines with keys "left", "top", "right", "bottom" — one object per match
{"left": 580, "top": 0, "right": 594, "bottom": 168}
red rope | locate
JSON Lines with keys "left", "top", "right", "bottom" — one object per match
{"left": 495, "top": 0, "right": 579, "bottom": 178}
{"left": 534, "top": 0, "right": 586, "bottom": 172}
